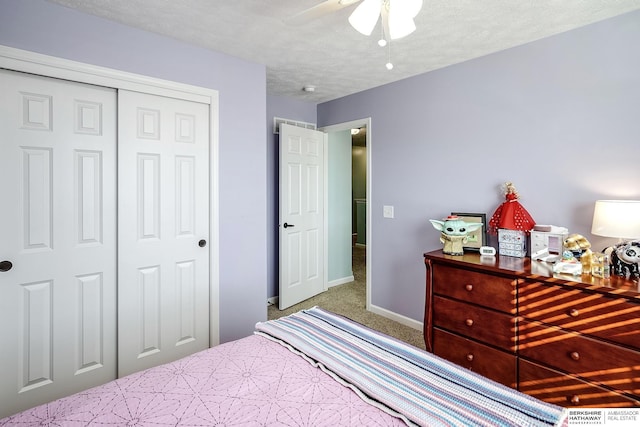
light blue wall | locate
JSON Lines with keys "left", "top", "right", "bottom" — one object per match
{"left": 318, "top": 10, "right": 640, "bottom": 322}
{"left": 328, "top": 130, "right": 353, "bottom": 283}
{"left": 0, "top": 0, "right": 268, "bottom": 343}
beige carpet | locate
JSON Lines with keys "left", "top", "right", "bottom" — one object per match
{"left": 268, "top": 246, "right": 426, "bottom": 350}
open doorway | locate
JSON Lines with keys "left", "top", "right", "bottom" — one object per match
{"left": 267, "top": 118, "right": 371, "bottom": 319}
{"left": 351, "top": 125, "right": 367, "bottom": 306}
{"left": 323, "top": 118, "right": 371, "bottom": 311}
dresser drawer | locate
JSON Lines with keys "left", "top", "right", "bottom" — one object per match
{"left": 432, "top": 264, "right": 516, "bottom": 313}
{"left": 433, "top": 328, "right": 517, "bottom": 388}
{"left": 519, "top": 359, "right": 640, "bottom": 407}
{"left": 433, "top": 296, "right": 517, "bottom": 351}
{"left": 519, "top": 320, "right": 640, "bottom": 397}
{"left": 519, "top": 280, "right": 640, "bottom": 350}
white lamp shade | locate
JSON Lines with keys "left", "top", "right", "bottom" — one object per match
{"left": 348, "top": 0, "right": 382, "bottom": 36}
{"left": 591, "top": 200, "right": 640, "bottom": 239}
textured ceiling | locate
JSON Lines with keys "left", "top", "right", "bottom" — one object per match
{"left": 46, "top": 0, "right": 640, "bottom": 103}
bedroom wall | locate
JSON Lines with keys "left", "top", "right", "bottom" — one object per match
{"left": 0, "top": 0, "right": 268, "bottom": 342}
{"left": 318, "top": 10, "right": 640, "bottom": 323}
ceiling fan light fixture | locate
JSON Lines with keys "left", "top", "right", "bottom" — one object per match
{"left": 387, "top": 0, "right": 421, "bottom": 40}
{"left": 388, "top": 14, "right": 416, "bottom": 40}
{"left": 348, "top": 0, "right": 382, "bottom": 36}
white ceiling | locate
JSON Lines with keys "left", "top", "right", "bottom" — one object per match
{"left": 47, "top": 0, "right": 640, "bottom": 103}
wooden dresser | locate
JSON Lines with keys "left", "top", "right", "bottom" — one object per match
{"left": 424, "top": 250, "right": 640, "bottom": 407}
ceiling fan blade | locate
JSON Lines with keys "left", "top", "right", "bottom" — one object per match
{"left": 348, "top": 0, "right": 382, "bottom": 36}
{"left": 286, "top": 0, "right": 361, "bottom": 26}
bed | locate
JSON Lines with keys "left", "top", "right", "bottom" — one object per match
{"left": 1, "top": 307, "right": 567, "bottom": 426}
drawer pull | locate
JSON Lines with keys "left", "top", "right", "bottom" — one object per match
{"left": 465, "top": 284, "right": 473, "bottom": 292}
{"left": 466, "top": 353, "right": 474, "bottom": 362}
{"left": 569, "top": 308, "right": 580, "bottom": 317}
{"left": 465, "top": 318, "right": 474, "bottom": 327}
{"left": 569, "top": 395, "right": 580, "bottom": 405}
{"left": 570, "top": 352, "right": 580, "bottom": 361}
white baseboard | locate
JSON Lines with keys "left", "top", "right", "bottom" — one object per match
{"left": 328, "top": 275, "right": 354, "bottom": 288}
{"left": 267, "top": 296, "right": 424, "bottom": 333}
{"left": 368, "top": 303, "right": 424, "bottom": 332}
{"left": 268, "top": 274, "right": 354, "bottom": 307}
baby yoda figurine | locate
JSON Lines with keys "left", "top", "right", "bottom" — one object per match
{"left": 430, "top": 215, "right": 483, "bottom": 256}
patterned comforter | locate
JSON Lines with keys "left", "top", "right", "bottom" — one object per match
{"left": 1, "top": 307, "right": 567, "bottom": 426}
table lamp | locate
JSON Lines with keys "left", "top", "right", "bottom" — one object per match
{"left": 591, "top": 200, "right": 640, "bottom": 241}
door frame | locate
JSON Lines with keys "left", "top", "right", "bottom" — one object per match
{"left": 320, "top": 117, "right": 371, "bottom": 311}
{"left": 0, "top": 45, "right": 221, "bottom": 345}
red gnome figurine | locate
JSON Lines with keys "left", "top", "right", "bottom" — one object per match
{"left": 489, "top": 182, "right": 535, "bottom": 234}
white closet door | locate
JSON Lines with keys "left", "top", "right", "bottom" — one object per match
{"left": 117, "top": 90, "right": 210, "bottom": 377}
{"left": 0, "top": 69, "right": 117, "bottom": 418}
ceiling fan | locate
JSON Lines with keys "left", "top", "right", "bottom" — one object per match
{"left": 288, "top": 0, "right": 423, "bottom": 40}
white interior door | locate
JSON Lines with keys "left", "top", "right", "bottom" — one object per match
{"left": 117, "top": 90, "right": 210, "bottom": 377}
{"left": 279, "top": 123, "right": 326, "bottom": 309}
{"left": 0, "top": 69, "right": 117, "bottom": 418}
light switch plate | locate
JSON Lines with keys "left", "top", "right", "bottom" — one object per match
{"left": 383, "top": 205, "right": 394, "bottom": 218}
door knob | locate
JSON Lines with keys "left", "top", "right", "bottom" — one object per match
{"left": 0, "top": 260, "right": 13, "bottom": 272}
{"left": 283, "top": 223, "right": 295, "bottom": 228}
{"left": 198, "top": 239, "right": 207, "bottom": 248}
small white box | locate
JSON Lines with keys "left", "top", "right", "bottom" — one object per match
{"left": 498, "top": 229, "right": 526, "bottom": 257}
{"left": 531, "top": 230, "right": 568, "bottom": 255}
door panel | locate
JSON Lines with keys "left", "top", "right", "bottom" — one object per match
{"left": 0, "top": 69, "right": 117, "bottom": 418}
{"left": 279, "top": 124, "right": 325, "bottom": 309}
{"left": 117, "top": 90, "right": 210, "bottom": 377}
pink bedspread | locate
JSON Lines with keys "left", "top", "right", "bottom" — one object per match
{"left": 1, "top": 334, "right": 406, "bottom": 426}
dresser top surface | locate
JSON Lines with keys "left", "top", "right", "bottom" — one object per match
{"left": 424, "top": 250, "right": 640, "bottom": 299}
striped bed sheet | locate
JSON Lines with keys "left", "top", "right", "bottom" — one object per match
{"left": 256, "top": 307, "right": 568, "bottom": 427}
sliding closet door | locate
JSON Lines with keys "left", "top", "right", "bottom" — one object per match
{"left": 117, "top": 90, "right": 210, "bottom": 377}
{"left": 0, "top": 69, "right": 117, "bottom": 418}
